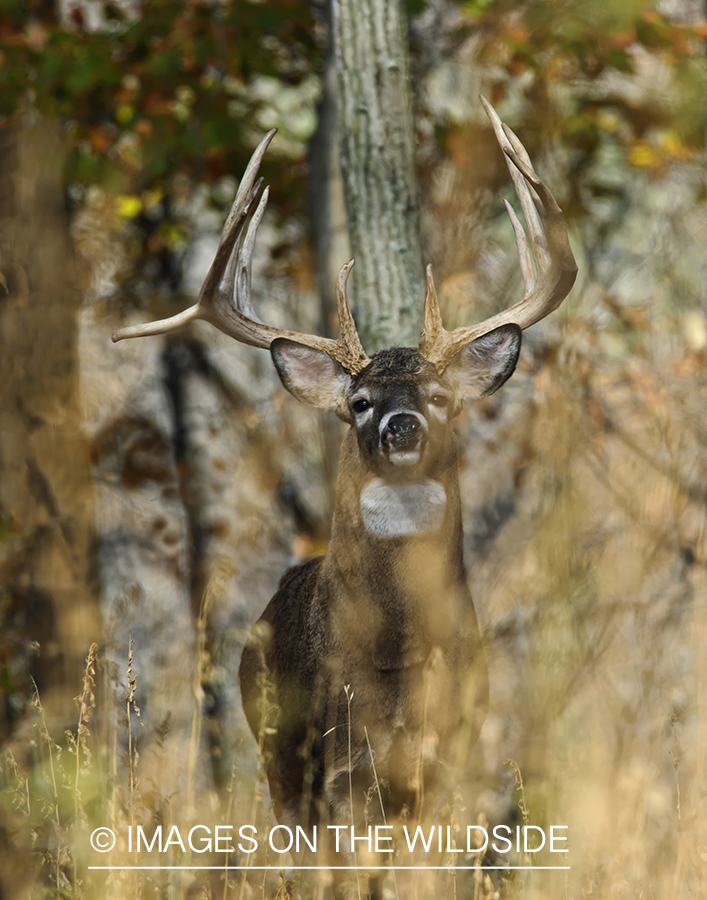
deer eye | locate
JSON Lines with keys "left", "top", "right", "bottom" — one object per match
{"left": 430, "top": 394, "right": 449, "bottom": 408}
{"left": 352, "top": 398, "right": 372, "bottom": 414}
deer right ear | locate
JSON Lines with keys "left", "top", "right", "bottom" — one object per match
{"left": 447, "top": 323, "right": 522, "bottom": 405}
{"left": 271, "top": 338, "right": 352, "bottom": 414}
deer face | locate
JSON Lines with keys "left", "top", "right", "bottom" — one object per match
{"left": 271, "top": 323, "right": 521, "bottom": 480}
{"left": 346, "top": 347, "right": 455, "bottom": 477}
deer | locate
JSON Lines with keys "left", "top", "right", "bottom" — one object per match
{"left": 112, "top": 98, "right": 577, "bottom": 898}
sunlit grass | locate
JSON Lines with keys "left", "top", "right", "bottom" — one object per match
{"left": 3, "top": 317, "right": 705, "bottom": 899}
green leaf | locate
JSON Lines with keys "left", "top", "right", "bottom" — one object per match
{"left": 67, "top": 56, "right": 99, "bottom": 95}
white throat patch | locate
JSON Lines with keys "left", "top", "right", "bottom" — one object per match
{"left": 360, "top": 478, "right": 447, "bottom": 537}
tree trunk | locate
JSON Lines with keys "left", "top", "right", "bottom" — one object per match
{"left": 332, "top": 0, "right": 425, "bottom": 351}
{"left": 0, "top": 117, "right": 101, "bottom": 730}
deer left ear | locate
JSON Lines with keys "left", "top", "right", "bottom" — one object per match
{"left": 270, "top": 338, "right": 352, "bottom": 413}
{"left": 448, "top": 323, "right": 522, "bottom": 404}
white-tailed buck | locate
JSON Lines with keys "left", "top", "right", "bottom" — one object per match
{"left": 113, "top": 98, "right": 576, "bottom": 897}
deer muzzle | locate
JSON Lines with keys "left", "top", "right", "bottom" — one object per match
{"left": 380, "top": 411, "right": 428, "bottom": 461}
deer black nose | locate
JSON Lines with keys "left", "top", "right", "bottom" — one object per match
{"left": 382, "top": 413, "right": 423, "bottom": 449}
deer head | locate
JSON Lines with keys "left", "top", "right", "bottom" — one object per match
{"left": 112, "top": 99, "right": 577, "bottom": 433}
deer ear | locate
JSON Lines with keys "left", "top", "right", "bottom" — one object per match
{"left": 448, "top": 324, "right": 522, "bottom": 403}
{"left": 271, "top": 338, "right": 352, "bottom": 411}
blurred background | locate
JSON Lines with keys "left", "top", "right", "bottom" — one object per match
{"left": 0, "top": 0, "right": 706, "bottom": 897}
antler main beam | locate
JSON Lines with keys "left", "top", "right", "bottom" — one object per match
{"left": 112, "top": 129, "right": 371, "bottom": 376}
{"left": 418, "top": 96, "right": 578, "bottom": 372}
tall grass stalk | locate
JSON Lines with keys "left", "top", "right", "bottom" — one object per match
{"left": 126, "top": 635, "right": 143, "bottom": 898}
{"left": 344, "top": 684, "right": 362, "bottom": 900}
{"left": 222, "top": 744, "right": 242, "bottom": 900}
{"left": 364, "top": 725, "right": 399, "bottom": 900}
{"left": 189, "top": 580, "right": 216, "bottom": 815}
{"left": 32, "top": 679, "right": 62, "bottom": 893}
{"left": 237, "top": 643, "right": 274, "bottom": 900}
{"left": 72, "top": 642, "right": 98, "bottom": 893}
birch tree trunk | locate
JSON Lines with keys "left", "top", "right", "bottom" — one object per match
{"left": 332, "top": 0, "right": 425, "bottom": 351}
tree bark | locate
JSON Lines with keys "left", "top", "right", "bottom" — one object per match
{"left": 332, "top": 0, "right": 425, "bottom": 351}
{"left": 0, "top": 117, "right": 101, "bottom": 729}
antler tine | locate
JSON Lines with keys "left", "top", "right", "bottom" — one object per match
{"left": 112, "top": 129, "right": 371, "bottom": 375}
{"left": 199, "top": 174, "right": 266, "bottom": 318}
{"left": 491, "top": 127, "right": 549, "bottom": 273}
{"left": 418, "top": 96, "right": 577, "bottom": 373}
{"left": 334, "top": 259, "right": 370, "bottom": 373}
{"left": 503, "top": 199, "right": 535, "bottom": 291}
{"left": 222, "top": 184, "right": 269, "bottom": 324}
{"left": 417, "top": 265, "right": 444, "bottom": 359}
{"left": 112, "top": 130, "right": 275, "bottom": 344}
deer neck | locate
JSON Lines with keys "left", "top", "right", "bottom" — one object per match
{"left": 325, "top": 427, "right": 465, "bottom": 596}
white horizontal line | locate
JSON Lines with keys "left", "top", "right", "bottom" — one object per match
{"left": 88, "top": 866, "right": 569, "bottom": 871}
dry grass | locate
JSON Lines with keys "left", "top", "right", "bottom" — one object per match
{"left": 2, "top": 179, "right": 706, "bottom": 897}
{"left": 2, "top": 313, "right": 706, "bottom": 900}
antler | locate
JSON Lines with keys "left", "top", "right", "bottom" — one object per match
{"left": 418, "top": 96, "right": 578, "bottom": 372}
{"left": 112, "top": 129, "right": 371, "bottom": 376}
